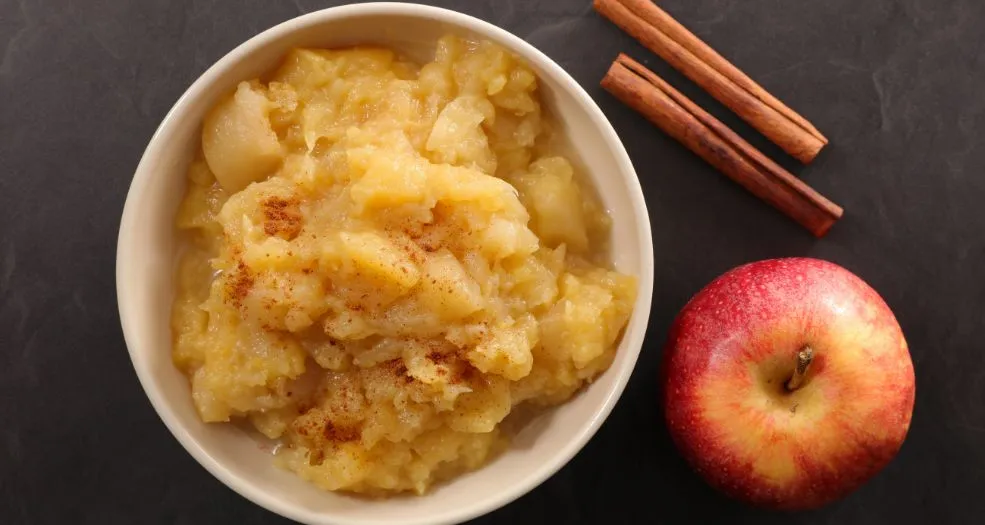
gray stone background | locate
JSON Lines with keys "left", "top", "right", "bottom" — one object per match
{"left": 2, "top": 0, "right": 983, "bottom": 523}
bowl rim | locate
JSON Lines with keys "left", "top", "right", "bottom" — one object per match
{"left": 117, "top": 3, "right": 654, "bottom": 524}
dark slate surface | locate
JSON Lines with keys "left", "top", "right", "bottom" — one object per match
{"left": 2, "top": 0, "right": 983, "bottom": 523}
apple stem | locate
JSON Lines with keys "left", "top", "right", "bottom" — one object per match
{"left": 785, "top": 346, "right": 814, "bottom": 392}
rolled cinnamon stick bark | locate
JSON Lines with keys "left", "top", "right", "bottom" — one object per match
{"left": 595, "top": 0, "right": 828, "bottom": 164}
{"left": 602, "top": 54, "right": 842, "bottom": 237}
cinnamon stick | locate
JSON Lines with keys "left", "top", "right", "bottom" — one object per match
{"left": 602, "top": 54, "right": 842, "bottom": 237}
{"left": 594, "top": 0, "right": 827, "bottom": 164}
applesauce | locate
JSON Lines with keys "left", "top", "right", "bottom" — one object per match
{"left": 171, "top": 35, "right": 637, "bottom": 495}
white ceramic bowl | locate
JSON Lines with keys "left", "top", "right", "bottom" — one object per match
{"left": 117, "top": 3, "right": 653, "bottom": 524}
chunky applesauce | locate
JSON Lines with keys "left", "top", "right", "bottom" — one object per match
{"left": 171, "top": 35, "right": 637, "bottom": 495}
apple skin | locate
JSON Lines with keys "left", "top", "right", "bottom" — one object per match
{"left": 662, "top": 258, "right": 915, "bottom": 510}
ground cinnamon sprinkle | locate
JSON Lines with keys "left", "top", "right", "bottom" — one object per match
{"left": 323, "top": 420, "right": 362, "bottom": 443}
{"left": 225, "top": 261, "right": 255, "bottom": 307}
{"left": 382, "top": 359, "right": 413, "bottom": 383}
{"left": 451, "top": 364, "right": 478, "bottom": 385}
{"left": 261, "top": 195, "right": 303, "bottom": 239}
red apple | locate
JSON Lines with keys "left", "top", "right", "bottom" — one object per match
{"left": 662, "top": 258, "right": 915, "bottom": 510}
